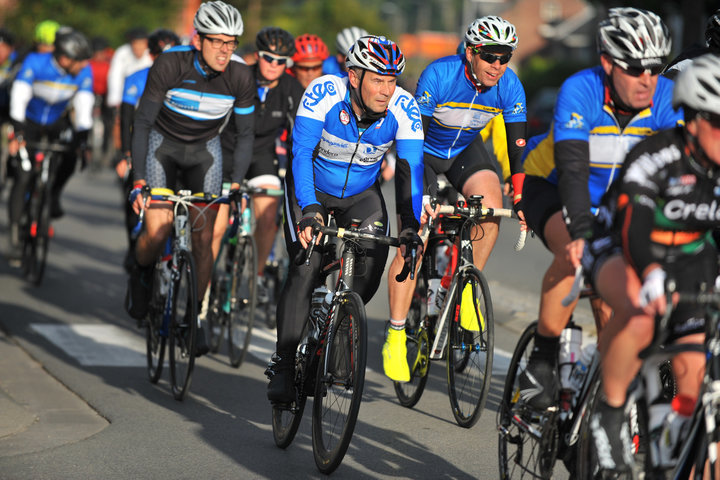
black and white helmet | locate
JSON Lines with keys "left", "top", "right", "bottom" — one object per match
{"left": 193, "top": 1, "right": 243, "bottom": 37}
{"left": 465, "top": 16, "right": 518, "bottom": 50}
{"left": 336, "top": 26, "right": 368, "bottom": 55}
{"left": 54, "top": 28, "right": 92, "bottom": 61}
{"left": 706, "top": 9, "right": 720, "bottom": 51}
{"left": 597, "top": 7, "right": 671, "bottom": 69}
{"left": 672, "top": 54, "right": 720, "bottom": 114}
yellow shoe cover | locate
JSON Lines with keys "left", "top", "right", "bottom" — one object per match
{"left": 382, "top": 328, "right": 410, "bottom": 382}
{"left": 460, "top": 282, "right": 484, "bottom": 332}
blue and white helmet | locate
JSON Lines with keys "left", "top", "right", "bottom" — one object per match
{"left": 346, "top": 35, "right": 405, "bottom": 76}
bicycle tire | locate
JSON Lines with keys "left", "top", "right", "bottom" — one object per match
{"left": 169, "top": 250, "right": 198, "bottom": 401}
{"left": 447, "top": 267, "right": 494, "bottom": 428}
{"left": 207, "top": 242, "right": 230, "bottom": 353}
{"left": 23, "top": 178, "right": 51, "bottom": 285}
{"left": 394, "top": 263, "right": 430, "bottom": 408}
{"left": 312, "top": 291, "right": 366, "bottom": 475}
{"left": 498, "top": 321, "right": 559, "bottom": 479}
{"left": 228, "top": 235, "right": 257, "bottom": 368}
{"left": 146, "top": 265, "right": 167, "bottom": 383}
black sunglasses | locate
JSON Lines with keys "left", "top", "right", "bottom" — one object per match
{"left": 614, "top": 62, "right": 664, "bottom": 77}
{"left": 698, "top": 110, "right": 720, "bottom": 129}
{"left": 471, "top": 47, "right": 512, "bottom": 65}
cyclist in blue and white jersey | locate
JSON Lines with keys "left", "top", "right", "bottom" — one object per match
{"left": 517, "top": 8, "right": 682, "bottom": 410}
{"left": 7, "top": 28, "right": 93, "bottom": 260}
{"left": 383, "top": 16, "right": 528, "bottom": 382}
{"left": 125, "top": 1, "right": 255, "bottom": 359}
{"left": 266, "top": 35, "right": 425, "bottom": 404}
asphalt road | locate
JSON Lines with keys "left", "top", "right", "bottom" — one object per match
{"left": 0, "top": 167, "right": 593, "bottom": 479}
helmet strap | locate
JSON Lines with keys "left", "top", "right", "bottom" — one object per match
{"left": 685, "top": 127, "right": 717, "bottom": 179}
{"left": 349, "top": 69, "right": 386, "bottom": 125}
{"left": 196, "top": 50, "right": 221, "bottom": 78}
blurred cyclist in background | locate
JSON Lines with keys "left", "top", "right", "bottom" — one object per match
{"left": 290, "top": 33, "right": 329, "bottom": 89}
{"left": 322, "top": 26, "right": 367, "bottom": 76}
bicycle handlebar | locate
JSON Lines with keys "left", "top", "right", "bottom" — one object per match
{"left": 434, "top": 204, "right": 527, "bottom": 251}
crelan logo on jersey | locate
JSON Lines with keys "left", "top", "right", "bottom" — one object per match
{"left": 564, "top": 112, "right": 585, "bottom": 130}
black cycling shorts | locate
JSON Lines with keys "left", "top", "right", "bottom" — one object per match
{"left": 522, "top": 175, "right": 563, "bottom": 247}
{"left": 146, "top": 129, "right": 222, "bottom": 195}
{"left": 423, "top": 134, "right": 497, "bottom": 197}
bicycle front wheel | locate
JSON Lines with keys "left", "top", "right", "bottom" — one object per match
{"left": 169, "top": 250, "right": 198, "bottom": 401}
{"left": 447, "top": 267, "right": 494, "bottom": 428}
{"left": 207, "top": 243, "right": 230, "bottom": 353}
{"left": 394, "top": 264, "right": 430, "bottom": 408}
{"left": 146, "top": 265, "right": 167, "bottom": 383}
{"left": 228, "top": 235, "right": 257, "bottom": 368}
{"left": 23, "top": 180, "right": 51, "bottom": 285}
{"left": 312, "top": 291, "right": 367, "bottom": 475}
{"left": 497, "top": 321, "right": 558, "bottom": 479}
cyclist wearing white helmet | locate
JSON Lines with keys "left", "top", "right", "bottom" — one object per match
{"left": 517, "top": 7, "right": 682, "bottom": 413}
{"left": 125, "top": 1, "right": 255, "bottom": 359}
{"left": 382, "top": 15, "right": 528, "bottom": 382}
{"left": 581, "top": 53, "right": 720, "bottom": 473}
{"left": 266, "top": 35, "right": 425, "bottom": 404}
{"left": 322, "top": 25, "right": 368, "bottom": 76}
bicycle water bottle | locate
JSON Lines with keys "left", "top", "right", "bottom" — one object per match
{"left": 241, "top": 194, "right": 252, "bottom": 234}
{"left": 310, "top": 286, "right": 333, "bottom": 335}
{"left": 427, "top": 278, "right": 441, "bottom": 316}
{"left": 558, "top": 324, "right": 582, "bottom": 414}
{"left": 158, "top": 254, "right": 172, "bottom": 296}
{"left": 434, "top": 273, "right": 452, "bottom": 313}
{"left": 569, "top": 343, "right": 597, "bottom": 393}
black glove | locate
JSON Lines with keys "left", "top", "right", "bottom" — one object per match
{"left": 297, "top": 212, "right": 324, "bottom": 234}
{"left": 395, "top": 227, "right": 423, "bottom": 282}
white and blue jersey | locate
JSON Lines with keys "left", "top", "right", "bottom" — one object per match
{"left": 10, "top": 51, "right": 94, "bottom": 130}
{"left": 292, "top": 74, "right": 424, "bottom": 223}
{"left": 415, "top": 54, "right": 526, "bottom": 160}
{"left": 121, "top": 67, "right": 149, "bottom": 107}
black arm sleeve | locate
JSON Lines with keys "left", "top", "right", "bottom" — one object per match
{"left": 120, "top": 102, "right": 135, "bottom": 155}
{"left": 394, "top": 155, "right": 420, "bottom": 233}
{"left": 130, "top": 99, "right": 162, "bottom": 182}
{"left": 617, "top": 196, "right": 656, "bottom": 277}
{"left": 555, "top": 139, "right": 593, "bottom": 240}
{"left": 504, "top": 121, "right": 527, "bottom": 176}
{"left": 231, "top": 112, "right": 255, "bottom": 184}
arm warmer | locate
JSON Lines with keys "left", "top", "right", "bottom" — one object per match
{"left": 504, "top": 121, "right": 527, "bottom": 176}
{"left": 120, "top": 102, "right": 135, "bottom": 154}
{"left": 130, "top": 99, "right": 162, "bottom": 182}
{"left": 555, "top": 139, "right": 593, "bottom": 239}
{"left": 230, "top": 111, "right": 255, "bottom": 184}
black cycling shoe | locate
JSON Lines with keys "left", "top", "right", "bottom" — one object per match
{"left": 590, "top": 398, "right": 633, "bottom": 474}
{"left": 50, "top": 195, "right": 64, "bottom": 219}
{"left": 194, "top": 327, "right": 209, "bottom": 357}
{"left": 125, "top": 262, "right": 153, "bottom": 321}
{"left": 266, "top": 352, "right": 295, "bottom": 404}
{"left": 518, "top": 356, "right": 558, "bottom": 410}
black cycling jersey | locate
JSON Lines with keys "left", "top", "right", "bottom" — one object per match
{"left": 221, "top": 65, "right": 304, "bottom": 177}
{"left": 589, "top": 127, "right": 720, "bottom": 280}
{"left": 131, "top": 46, "right": 255, "bottom": 184}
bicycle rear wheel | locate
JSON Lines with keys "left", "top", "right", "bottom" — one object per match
{"left": 169, "top": 250, "right": 198, "bottom": 401}
{"left": 228, "top": 235, "right": 257, "bottom": 368}
{"left": 498, "top": 321, "right": 559, "bottom": 479}
{"left": 447, "top": 267, "right": 494, "bottom": 428}
{"left": 312, "top": 291, "right": 366, "bottom": 474}
{"left": 23, "top": 179, "right": 51, "bottom": 285}
{"left": 146, "top": 266, "right": 167, "bottom": 383}
{"left": 394, "top": 264, "right": 430, "bottom": 408}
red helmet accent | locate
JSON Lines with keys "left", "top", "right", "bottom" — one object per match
{"left": 292, "top": 34, "right": 329, "bottom": 63}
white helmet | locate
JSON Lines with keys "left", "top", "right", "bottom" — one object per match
{"left": 465, "top": 16, "right": 518, "bottom": 50}
{"left": 597, "top": 7, "right": 671, "bottom": 69}
{"left": 336, "top": 26, "right": 368, "bottom": 55}
{"left": 193, "top": 1, "right": 243, "bottom": 37}
{"left": 672, "top": 54, "right": 720, "bottom": 113}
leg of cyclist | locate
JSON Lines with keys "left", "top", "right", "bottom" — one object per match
{"left": 460, "top": 170, "right": 502, "bottom": 270}
{"left": 249, "top": 174, "right": 282, "bottom": 304}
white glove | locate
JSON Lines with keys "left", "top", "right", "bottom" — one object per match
{"left": 639, "top": 268, "right": 666, "bottom": 308}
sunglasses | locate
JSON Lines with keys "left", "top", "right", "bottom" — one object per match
{"left": 613, "top": 60, "right": 663, "bottom": 77}
{"left": 294, "top": 64, "right": 323, "bottom": 72}
{"left": 471, "top": 46, "right": 512, "bottom": 65}
{"left": 259, "top": 51, "right": 290, "bottom": 65}
{"left": 698, "top": 111, "right": 720, "bottom": 129}
{"left": 203, "top": 36, "right": 238, "bottom": 50}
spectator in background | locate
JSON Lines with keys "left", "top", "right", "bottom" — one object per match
{"left": 0, "top": 28, "right": 17, "bottom": 123}
{"left": 106, "top": 27, "right": 152, "bottom": 154}
{"left": 89, "top": 36, "right": 113, "bottom": 161}
{"left": 290, "top": 34, "right": 329, "bottom": 89}
{"left": 322, "top": 26, "right": 367, "bottom": 76}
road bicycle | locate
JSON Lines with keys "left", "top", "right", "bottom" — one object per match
{"left": 205, "top": 184, "right": 282, "bottom": 367}
{"left": 18, "top": 138, "right": 71, "bottom": 285}
{"left": 141, "top": 188, "right": 219, "bottom": 401}
{"left": 268, "top": 221, "right": 402, "bottom": 474}
{"left": 577, "top": 285, "right": 720, "bottom": 480}
{"left": 394, "top": 195, "right": 526, "bottom": 428}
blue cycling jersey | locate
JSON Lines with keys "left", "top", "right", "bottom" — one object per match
{"left": 322, "top": 56, "right": 342, "bottom": 75}
{"left": 415, "top": 54, "right": 526, "bottom": 159}
{"left": 293, "top": 74, "right": 424, "bottom": 223}
{"left": 121, "top": 66, "right": 149, "bottom": 107}
{"left": 11, "top": 52, "right": 93, "bottom": 129}
{"left": 523, "top": 65, "right": 684, "bottom": 209}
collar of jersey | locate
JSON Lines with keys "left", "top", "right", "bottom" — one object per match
{"left": 463, "top": 59, "right": 487, "bottom": 93}
{"left": 603, "top": 76, "right": 652, "bottom": 118}
{"left": 193, "top": 49, "right": 220, "bottom": 79}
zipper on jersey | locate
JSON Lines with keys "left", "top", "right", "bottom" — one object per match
{"left": 340, "top": 128, "right": 366, "bottom": 198}
{"left": 447, "top": 91, "right": 478, "bottom": 157}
